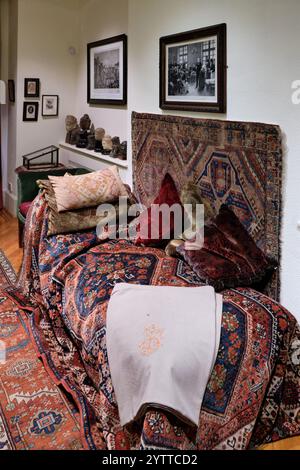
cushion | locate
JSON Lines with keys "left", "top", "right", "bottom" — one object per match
{"left": 165, "top": 182, "right": 217, "bottom": 255}
{"left": 134, "top": 173, "right": 182, "bottom": 246}
{"left": 180, "top": 182, "right": 216, "bottom": 222}
{"left": 19, "top": 201, "right": 32, "bottom": 218}
{"left": 177, "top": 205, "right": 276, "bottom": 291}
{"left": 48, "top": 166, "right": 128, "bottom": 212}
{"left": 37, "top": 180, "right": 135, "bottom": 237}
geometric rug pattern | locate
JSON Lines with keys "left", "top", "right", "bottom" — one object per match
{"left": 132, "top": 112, "right": 283, "bottom": 301}
{"left": 0, "top": 250, "right": 84, "bottom": 450}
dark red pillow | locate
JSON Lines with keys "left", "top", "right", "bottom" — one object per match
{"left": 177, "top": 205, "right": 276, "bottom": 291}
{"left": 134, "top": 173, "right": 182, "bottom": 246}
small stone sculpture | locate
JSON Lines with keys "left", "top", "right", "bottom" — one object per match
{"left": 80, "top": 114, "right": 91, "bottom": 131}
{"left": 102, "top": 135, "right": 113, "bottom": 154}
{"left": 70, "top": 128, "right": 80, "bottom": 145}
{"left": 76, "top": 133, "right": 88, "bottom": 148}
{"left": 95, "top": 127, "right": 105, "bottom": 153}
{"left": 110, "top": 136, "right": 121, "bottom": 158}
{"left": 119, "top": 141, "right": 127, "bottom": 160}
{"left": 86, "top": 123, "right": 96, "bottom": 150}
{"left": 87, "top": 133, "right": 96, "bottom": 151}
{"left": 95, "top": 127, "right": 105, "bottom": 141}
{"left": 65, "top": 115, "right": 79, "bottom": 144}
{"left": 109, "top": 137, "right": 127, "bottom": 160}
{"left": 76, "top": 114, "right": 91, "bottom": 149}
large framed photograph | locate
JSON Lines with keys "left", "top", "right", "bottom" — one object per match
{"left": 87, "top": 34, "right": 127, "bottom": 106}
{"left": 160, "top": 24, "right": 227, "bottom": 113}
{"left": 24, "top": 78, "right": 40, "bottom": 98}
{"left": 42, "top": 95, "right": 59, "bottom": 117}
{"left": 23, "top": 102, "right": 39, "bottom": 122}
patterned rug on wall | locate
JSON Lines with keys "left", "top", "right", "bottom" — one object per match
{"left": 132, "top": 112, "right": 283, "bottom": 301}
{"left": 0, "top": 250, "right": 85, "bottom": 450}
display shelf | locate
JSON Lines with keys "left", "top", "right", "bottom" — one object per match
{"left": 59, "top": 142, "right": 128, "bottom": 169}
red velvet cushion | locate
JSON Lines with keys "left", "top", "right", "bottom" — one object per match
{"left": 135, "top": 173, "right": 182, "bottom": 246}
{"left": 177, "top": 205, "right": 276, "bottom": 291}
{"left": 19, "top": 201, "right": 33, "bottom": 218}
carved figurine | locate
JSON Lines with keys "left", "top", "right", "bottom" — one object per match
{"left": 95, "top": 127, "right": 105, "bottom": 153}
{"left": 65, "top": 115, "right": 79, "bottom": 144}
{"left": 86, "top": 123, "right": 96, "bottom": 150}
{"left": 109, "top": 137, "right": 127, "bottom": 160}
{"left": 70, "top": 128, "right": 80, "bottom": 145}
{"left": 119, "top": 141, "right": 127, "bottom": 160}
{"left": 87, "top": 133, "right": 96, "bottom": 151}
{"left": 80, "top": 114, "right": 91, "bottom": 131}
{"left": 87, "top": 134, "right": 96, "bottom": 150}
{"left": 76, "top": 114, "right": 91, "bottom": 148}
{"left": 110, "top": 136, "right": 121, "bottom": 158}
{"left": 102, "top": 135, "right": 113, "bottom": 155}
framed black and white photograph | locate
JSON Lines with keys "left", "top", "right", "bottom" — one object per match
{"left": 24, "top": 78, "right": 40, "bottom": 98}
{"left": 160, "top": 24, "right": 227, "bottom": 113}
{"left": 87, "top": 34, "right": 127, "bottom": 106}
{"left": 8, "top": 80, "right": 15, "bottom": 102}
{"left": 42, "top": 95, "right": 59, "bottom": 117}
{"left": 23, "top": 101, "right": 39, "bottom": 122}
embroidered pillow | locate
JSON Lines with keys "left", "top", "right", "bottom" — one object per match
{"left": 134, "top": 173, "right": 183, "bottom": 247}
{"left": 48, "top": 166, "right": 128, "bottom": 212}
{"left": 177, "top": 205, "right": 276, "bottom": 291}
{"left": 37, "top": 179, "right": 134, "bottom": 237}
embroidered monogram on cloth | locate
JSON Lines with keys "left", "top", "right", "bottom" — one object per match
{"left": 139, "top": 324, "right": 164, "bottom": 357}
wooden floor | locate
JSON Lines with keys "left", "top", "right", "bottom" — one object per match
{"left": 0, "top": 209, "right": 299, "bottom": 450}
{"left": 0, "top": 210, "right": 23, "bottom": 273}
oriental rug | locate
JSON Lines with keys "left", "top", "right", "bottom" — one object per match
{"left": 132, "top": 112, "right": 283, "bottom": 301}
{"left": 4, "top": 197, "right": 300, "bottom": 450}
{"left": 0, "top": 250, "right": 84, "bottom": 450}
{"left": 0, "top": 250, "right": 17, "bottom": 289}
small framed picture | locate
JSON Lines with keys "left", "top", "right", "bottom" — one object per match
{"left": 160, "top": 24, "right": 227, "bottom": 113}
{"left": 23, "top": 102, "right": 39, "bottom": 121}
{"left": 42, "top": 95, "right": 59, "bottom": 117}
{"left": 24, "top": 78, "right": 40, "bottom": 98}
{"left": 8, "top": 80, "right": 15, "bottom": 102}
{"left": 87, "top": 34, "right": 127, "bottom": 105}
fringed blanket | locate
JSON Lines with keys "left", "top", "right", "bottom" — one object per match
{"left": 8, "top": 193, "right": 300, "bottom": 450}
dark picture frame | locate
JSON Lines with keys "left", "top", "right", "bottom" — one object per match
{"left": 23, "top": 102, "right": 39, "bottom": 122}
{"left": 24, "top": 78, "right": 40, "bottom": 98}
{"left": 160, "top": 24, "right": 227, "bottom": 113}
{"left": 8, "top": 80, "right": 15, "bottom": 102}
{"left": 42, "top": 95, "right": 59, "bottom": 117}
{"left": 87, "top": 34, "right": 127, "bottom": 106}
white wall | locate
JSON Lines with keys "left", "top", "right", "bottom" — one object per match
{"left": 128, "top": 0, "right": 300, "bottom": 318}
{"left": 74, "top": 0, "right": 128, "bottom": 141}
{"left": 61, "top": 0, "right": 129, "bottom": 179}
{"left": 1, "top": 0, "right": 129, "bottom": 210}
{"left": 14, "top": 0, "right": 80, "bottom": 180}
{"left": 0, "top": 0, "right": 81, "bottom": 210}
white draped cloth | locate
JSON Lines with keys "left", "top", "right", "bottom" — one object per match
{"left": 106, "top": 284, "right": 222, "bottom": 427}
